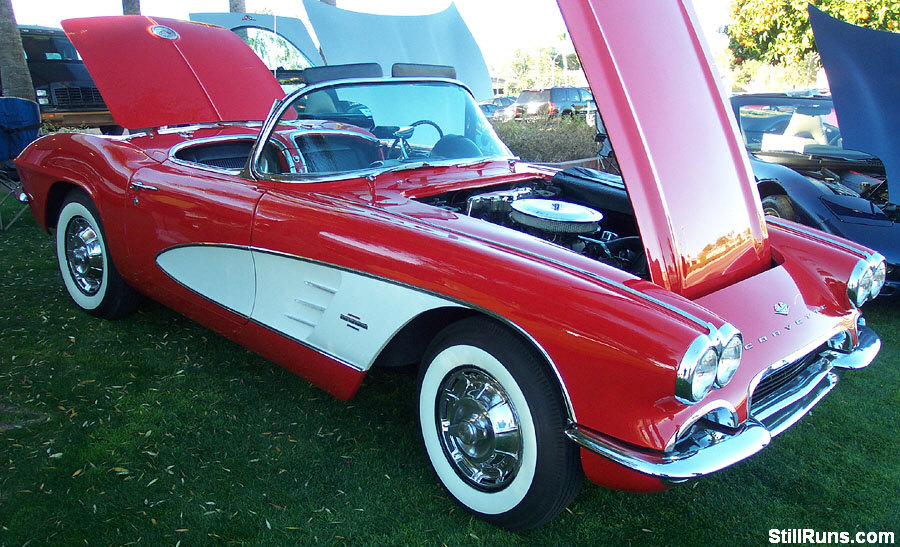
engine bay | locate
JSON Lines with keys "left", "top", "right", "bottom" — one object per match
{"left": 415, "top": 167, "right": 649, "bottom": 278}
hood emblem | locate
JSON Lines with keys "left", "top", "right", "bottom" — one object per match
{"left": 774, "top": 302, "right": 790, "bottom": 316}
{"left": 150, "top": 25, "right": 179, "bottom": 40}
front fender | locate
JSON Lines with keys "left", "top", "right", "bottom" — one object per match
{"left": 252, "top": 189, "right": 725, "bottom": 451}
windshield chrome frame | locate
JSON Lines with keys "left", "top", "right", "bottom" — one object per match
{"left": 246, "top": 77, "right": 514, "bottom": 184}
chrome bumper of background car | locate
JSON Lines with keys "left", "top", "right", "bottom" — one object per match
{"left": 566, "top": 326, "right": 880, "bottom": 481}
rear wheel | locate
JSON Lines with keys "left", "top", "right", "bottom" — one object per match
{"left": 417, "top": 317, "right": 582, "bottom": 531}
{"left": 761, "top": 194, "right": 797, "bottom": 220}
{"left": 55, "top": 190, "right": 138, "bottom": 319}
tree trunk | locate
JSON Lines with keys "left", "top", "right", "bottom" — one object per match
{"left": 229, "top": 0, "right": 247, "bottom": 42}
{"left": 122, "top": 0, "right": 140, "bottom": 15}
{"left": 0, "top": 0, "right": 35, "bottom": 100}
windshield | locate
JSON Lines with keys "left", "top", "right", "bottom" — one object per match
{"left": 257, "top": 80, "right": 512, "bottom": 178}
{"left": 735, "top": 97, "right": 848, "bottom": 154}
{"left": 21, "top": 35, "right": 81, "bottom": 62}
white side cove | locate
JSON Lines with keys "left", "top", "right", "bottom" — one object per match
{"left": 156, "top": 245, "right": 464, "bottom": 370}
{"left": 156, "top": 245, "right": 256, "bottom": 317}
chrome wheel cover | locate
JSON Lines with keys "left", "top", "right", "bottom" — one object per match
{"left": 64, "top": 217, "right": 103, "bottom": 296}
{"left": 436, "top": 366, "right": 523, "bottom": 491}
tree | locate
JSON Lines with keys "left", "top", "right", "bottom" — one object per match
{"left": 728, "top": 0, "right": 900, "bottom": 66}
{"left": 122, "top": 0, "right": 140, "bottom": 15}
{"left": 0, "top": 0, "right": 34, "bottom": 100}
{"left": 229, "top": 0, "right": 247, "bottom": 41}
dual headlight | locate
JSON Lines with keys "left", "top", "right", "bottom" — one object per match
{"left": 847, "top": 253, "right": 886, "bottom": 308}
{"left": 675, "top": 323, "right": 743, "bottom": 405}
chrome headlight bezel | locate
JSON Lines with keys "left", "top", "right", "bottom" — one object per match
{"left": 847, "top": 259, "right": 871, "bottom": 308}
{"left": 675, "top": 334, "right": 719, "bottom": 405}
{"left": 676, "top": 323, "right": 744, "bottom": 405}
{"left": 716, "top": 326, "right": 743, "bottom": 388}
{"left": 868, "top": 253, "right": 886, "bottom": 300}
{"left": 847, "top": 253, "right": 886, "bottom": 307}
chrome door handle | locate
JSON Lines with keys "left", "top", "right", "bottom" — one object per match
{"left": 130, "top": 181, "right": 158, "bottom": 191}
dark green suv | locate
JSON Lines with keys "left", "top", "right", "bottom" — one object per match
{"left": 514, "top": 87, "right": 592, "bottom": 119}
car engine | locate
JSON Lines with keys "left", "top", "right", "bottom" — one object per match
{"left": 415, "top": 168, "right": 649, "bottom": 278}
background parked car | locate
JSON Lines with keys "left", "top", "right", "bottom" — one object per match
{"left": 731, "top": 92, "right": 900, "bottom": 297}
{"left": 7, "top": 26, "right": 119, "bottom": 133}
{"left": 479, "top": 95, "right": 517, "bottom": 120}
{"left": 514, "top": 86, "right": 592, "bottom": 119}
{"left": 478, "top": 102, "right": 500, "bottom": 117}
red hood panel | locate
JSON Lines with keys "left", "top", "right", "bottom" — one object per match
{"left": 558, "top": 0, "right": 769, "bottom": 298}
{"left": 61, "top": 16, "right": 285, "bottom": 129}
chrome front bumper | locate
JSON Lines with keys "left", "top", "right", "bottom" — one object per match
{"left": 566, "top": 326, "right": 880, "bottom": 481}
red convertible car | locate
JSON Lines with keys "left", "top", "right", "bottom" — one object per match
{"left": 15, "top": 3, "right": 885, "bottom": 531}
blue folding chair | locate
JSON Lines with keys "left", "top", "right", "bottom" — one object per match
{"left": 0, "top": 97, "right": 41, "bottom": 231}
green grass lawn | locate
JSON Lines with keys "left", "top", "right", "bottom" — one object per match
{"left": 1, "top": 196, "right": 898, "bottom": 545}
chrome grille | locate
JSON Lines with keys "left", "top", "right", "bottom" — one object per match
{"left": 52, "top": 86, "right": 105, "bottom": 107}
{"left": 750, "top": 349, "right": 822, "bottom": 411}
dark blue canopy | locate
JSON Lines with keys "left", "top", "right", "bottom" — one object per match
{"left": 810, "top": 4, "right": 900, "bottom": 201}
{"left": 0, "top": 97, "right": 41, "bottom": 162}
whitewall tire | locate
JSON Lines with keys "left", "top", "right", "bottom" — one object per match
{"left": 56, "top": 190, "right": 137, "bottom": 319}
{"left": 417, "top": 317, "right": 582, "bottom": 530}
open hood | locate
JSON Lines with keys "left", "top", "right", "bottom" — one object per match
{"left": 302, "top": 0, "right": 493, "bottom": 101}
{"left": 810, "top": 5, "right": 900, "bottom": 203}
{"left": 558, "top": 0, "right": 769, "bottom": 298}
{"left": 61, "top": 16, "right": 285, "bottom": 129}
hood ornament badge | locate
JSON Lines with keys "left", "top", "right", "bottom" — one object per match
{"left": 774, "top": 302, "right": 790, "bottom": 316}
{"left": 150, "top": 25, "right": 179, "bottom": 40}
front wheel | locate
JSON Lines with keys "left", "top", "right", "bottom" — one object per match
{"left": 417, "top": 318, "right": 582, "bottom": 531}
{"left": 761, "top": 194, "right": 797, "bottom": 221}
{"left": 56, "top": 190, "right": 138, "bottom": 319}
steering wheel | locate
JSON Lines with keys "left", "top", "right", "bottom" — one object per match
{"left": 409, "top": 119, "right": 444, "bottom": 139}
{"left": 388, "top": 119, "right": 445, "bottom": 159}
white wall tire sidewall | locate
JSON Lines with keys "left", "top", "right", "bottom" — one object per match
{"left": 56, "top": 201, "right": 109, "bottom": 311}
{"left": 419, "top": 344, "right": 537, "bottom": 515}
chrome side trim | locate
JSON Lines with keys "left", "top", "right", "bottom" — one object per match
{"left": 566, "top": 421, "right": 771, "bottom": 480}
{"left": 247, "top": 316, "right": 363, "bottom": 372}
{"left": 767, "top": 217, "right": 871, "bottom": 259}
{"left": 295, "top": 298, "right": 327, "bottom": 312}
{"left": 152, "top": 242, "right": 577, "bottom": 421}
{"left": 304, "top": 279, "right": 338, "bottom": 294}
{"left": 242, "top": 246, "right": 578, "bottom": 421}
{"left": 285, "top": 314, "right": 317, "bottom": 328}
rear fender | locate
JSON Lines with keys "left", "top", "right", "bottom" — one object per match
{"left": 15, "top": 133, "right": 159, "bottom": 270}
